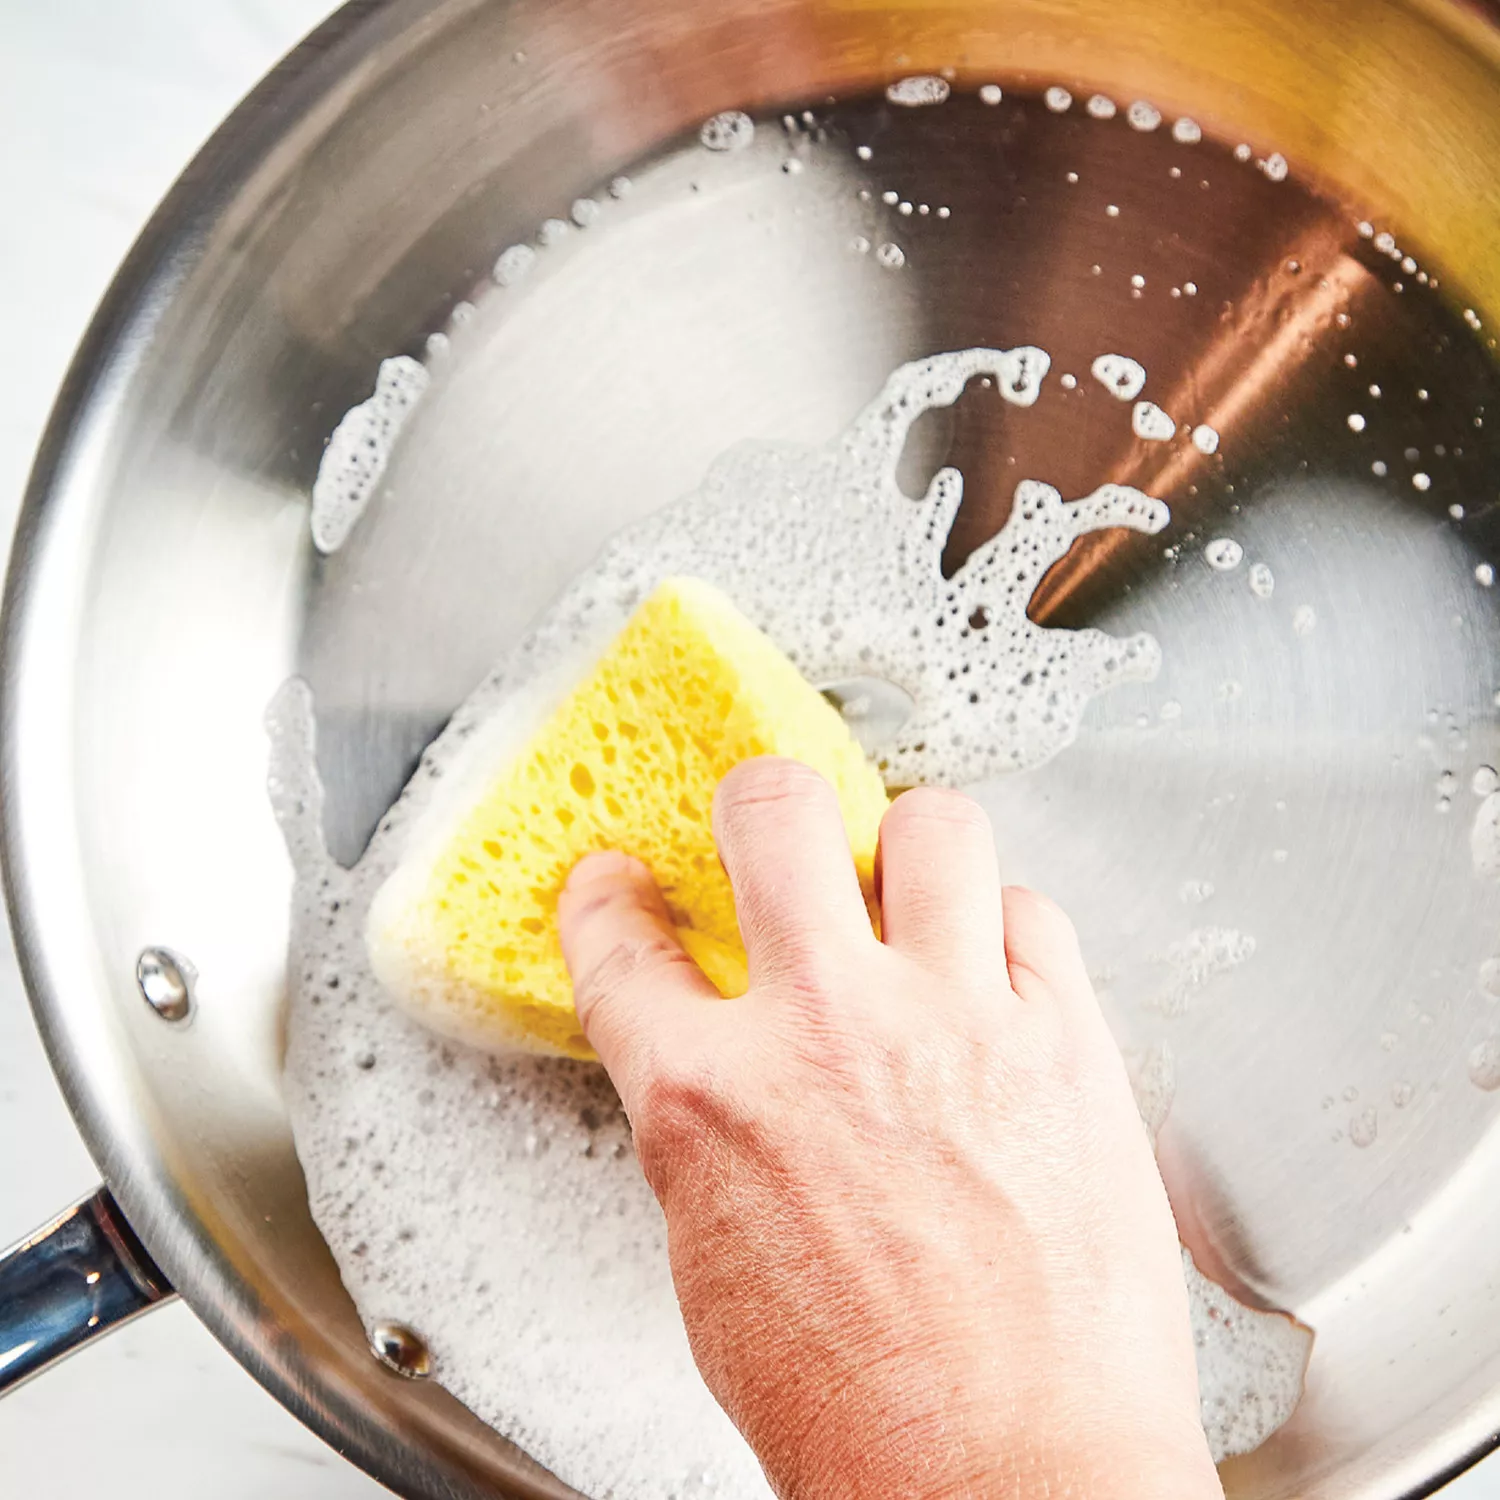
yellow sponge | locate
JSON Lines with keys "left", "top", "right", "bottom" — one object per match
{"left": 366, "top": 577, "right": 890, "bottom": 1057}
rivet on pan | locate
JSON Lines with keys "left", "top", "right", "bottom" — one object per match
{"left": 136, "top": 947, "right": 194, "bottom": 1021}
{"left": 369, "top": 1321, "right": 432, "bottom": 1378}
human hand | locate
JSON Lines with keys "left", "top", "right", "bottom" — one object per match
{"left": 557, "top": 757, "right": 1222, "bottom": 1500}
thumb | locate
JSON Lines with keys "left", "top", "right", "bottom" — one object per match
{"left": 557, "top": 851, "right": 718, "bottom": 1112}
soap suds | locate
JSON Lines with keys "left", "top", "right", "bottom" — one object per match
{"left": 886, "top": 76, "right": 950, "bottom": 107}
{"left": 1471, "top": 791, "right": 1500, "bottom": 878}
{"left": 1149, "top": 927, "right": 1257, "bottom": 1016}
{"left": 1204, "top": 539, "right": 1243, "bottom": 572}
{"left": 1127, "top": 1041, "right": 1177, "bottom": 1137}
{"left": 310, "top": 356, "right": 429, "bottom": 555}
{"left": 1092, "top": 353, "right": 1147, "bottom": 401}
{"left": 700, "top": 111, "right": 755, "bottom": 152}
{"left": 279, "top": 348, "right": 1306, "bottom": 1497}
{"left": 1133, "top": 400, "right": 1176, "bottom": 442}
{"left": 1186, "top": 1250, "right": 1313, "bottom": 1458}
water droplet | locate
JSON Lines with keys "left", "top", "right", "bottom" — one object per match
{"left": 1349, "top": 1108, "right": 1378, "bottom": 1148}
{"left": 1412, "top": 473, "right": 1432, "bottom": 491}
{"left": 1126, "top": 100, "right": 1162, "bottom": 131}
{"left": 875, "top": 242, "right": 905, "bottom": 270}
{"left": 1172, "top": 117, "right": 1202, "bottom": 144}
{"left": 1292, "top": 604, "right": 1317, "bottom": 636}
{"left": 1391, "top": 1080, "right": 1414, "bottom": 1109}
{"left": 1478, "top": 564, "right": 1495, "bottom": 587}
{"left": 979, "top": 84, "right": 1003, "bottom": 105}
{"left": 1248, "top": 562, "right": 1275, "bottom": 598}
{"left": 1347, "top": 412, "right": 1366, "bottom": 433}
{"left": 1086, "top": 93, "right": 1117, "bottom": 119}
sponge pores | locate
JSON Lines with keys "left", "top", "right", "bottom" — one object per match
{"left": 366, "top": 577, "right": 889, "bottom": 1057}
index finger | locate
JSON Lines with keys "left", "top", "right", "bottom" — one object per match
{"left": 712, "top": 757, "right": 874, "bottom": 985}
{"left": 557, "top": 851, "right": 718, "bottom": 1113}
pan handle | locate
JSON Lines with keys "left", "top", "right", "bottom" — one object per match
{"left": 0, "top": 1186, "right": 175, "bottom": 1394}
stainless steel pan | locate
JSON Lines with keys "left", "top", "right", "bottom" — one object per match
{"left": 3, "top": 0, "right": 1500, "bottom": 1496}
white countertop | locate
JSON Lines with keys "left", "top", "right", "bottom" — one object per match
{"left": 0, "top": 4, "right": 1496, "bottom": 1496}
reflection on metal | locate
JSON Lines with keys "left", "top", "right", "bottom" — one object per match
{"left": 370, "top": 1321, "right": 434, "bottom": 1379}
{"left": 0, "top": 1189, "right": 173, "bottom": 1395}
{"left": 135, "top": 946, "right": 195, "bottom": 1022}
{"left": 4, "top": 0, "right": 1500, "bottom": 1496}
{"left": 1031, "top": 230, "right": 1382, "bottom": 623}
{"left": 818, "top": 676, "right": 917, "bottom": 753}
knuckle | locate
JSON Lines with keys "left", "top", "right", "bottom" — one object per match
{"left": 771, "top": 952, "right": 845, "bottom": 1010}
{"left": 888, "top": 784, "right": 992, "bottom": 836}
{"left": 1003, "top": 883, "right": 1077, "bottom": 942}
{"left": 716, "top": 756, "right": 831, "bottom": 822}
{"left": 1001, "top": 885, "right": 1086, "bottom": 999}
{"left": 573, "top": 936, "right": 694, "bottom": 1023}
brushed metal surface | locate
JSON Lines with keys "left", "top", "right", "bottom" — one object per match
{"left": 4, "top": 1, "right": 1500, "bottom": 1498}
